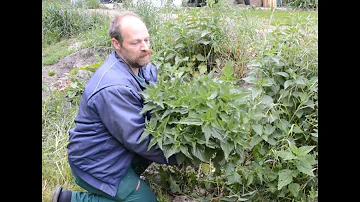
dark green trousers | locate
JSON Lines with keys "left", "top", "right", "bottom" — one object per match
{"left": 71, "top": 158, "right": 157, "bottom": 202}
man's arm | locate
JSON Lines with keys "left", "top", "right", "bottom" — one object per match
{"left": 93, "top": 85, "right": 176, "bottom": 165}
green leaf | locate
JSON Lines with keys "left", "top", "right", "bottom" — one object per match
{"left": 277, "top": 151, "right": 297, "bottom": 161}
{"left": 139, "top": 103, "right": 158, "bottom": 114}
{"left": 251, "top": 87, "right": 262, "bottom": 100}
{"left": 264, "top": 124, "right": 276, "bottom": 135}
{"left": 196, "top": 54, "right": 206, "bottom": 61}
{"left": 226, "top": 171, "right": 241, "bottom": 185}
{"left": 278, "top": 169, "right": 293, "bottom": 190}
{"left": 288, "top": 183, "right": 300, "bottom": 197}
{"left": 202, "top": 124, "right": 224, "bottom": 143}
{"left": 284, "top": 80, "right": 294, "bottom": 90}
{"left": 173, "top": 117, "right": 203, "bottom": 125}
{"left": 198, "top": 40, "right": 211, "bottom": 45}
{"left": 191, "top": 146, "right": 208, "bottom": 163}
{"left": 294, "top": 158, "right": 315, "bottom": 176}
{"left": 220, "top": 141, "right": 234, "bottom": 160}
{"left": 289, "top": 141, "right": 299, "bottom": 154}
{"left": 275, "top": 72, "right": 289, "bottom": 78}
{"left": 169, "top": 176, "right": 181, "bottom": 193}
{"left": 223, "top": 61, "right": 234, "bottom": 78}
{"left": 264, "top": 136, "right": 277, "bottom": 145}
{"left": 252, "top": 124, "right": 263, "bottom": 135}
{"left": 297, "top": 145, "right": 316, "bottom": 156}
{"left": 249, "top": 135, "right": 262, "bottom": 148}
{"left": 163, "top": 144, "right": 179, "bottom": 160}
{"left": 174, "top": 43, "right": 184, "bottom": 49}
{"left": 261, "top": 95, "right": 273, "bottom": 106}
{"left": 165, "top": 52, "right": 175, "bottom": 61}
{"left": 201, "top": 30, "right": 211, "bottom": 37}
{"left": 198, "top": 63, "right": 207, "bottom": 74}
{"left": 208, "top": 91, "right": 218, "bottom": 100}
{"left": 180, "top": 145, "right": 193, "bottom": 160}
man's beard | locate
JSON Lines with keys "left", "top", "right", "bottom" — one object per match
{"left": 121, "top": 51, "right": 150, "bottom": 69}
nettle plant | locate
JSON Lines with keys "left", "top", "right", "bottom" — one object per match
{"left": 141, "top": 61, "right": 251, "bottom": 169}
{"left": 141, "top": 20, "right": 317, "bottom": 201}
{"left": 241, "top": 21, "right": 318, "bottom": 200}
{"left": 151, "top": 5, "right": 228, "bottom": 77}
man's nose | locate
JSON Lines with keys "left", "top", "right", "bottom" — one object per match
{"left": 141, "top": 41, "right": 150, "bottom": 50}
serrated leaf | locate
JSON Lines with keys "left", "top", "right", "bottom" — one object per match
{"left": 165, "top": 52, "right": 175, "bottom": 61}
{"left": 265, "top": 136, "right": 277, "bottom": 145}
{"left": 226, "top": 172, "right": 241, "bottom": 185}
{"left": 191, "top": 146, "right": 208, "bottom": 163}
{"left": 289, "top": 183, "right": 300, "bottom": 197}
{"left": 284, "top": 80, "right": 294, "bottom": 90}
{"left": 249, "top": 135, "right": 262, "bottom": 148}
{"left": 163, "top": 145, "right": 179, "bottom": 159}
{"left": 297, "top": 145, "right": 316, "bottom": 156}
{"left": 294, "top": 159, "right": 315, "bottom": 176}
{"left": 277, "top": 151, "right": 297, "bottom": 160}
{"left": 251, "top": 87, "right": 262, "bottom": 100}
{"left": 264, "top": 124, "right": 276, "bottom": 135}
{"left": 202, "top": 124, "right": 224, "bottom": 143}
{"left": 220, "top": 141, "right": 234, "bottom": 160}
{"left": 275, "top": 72, "right": 289, "bottom": 77}
{"left": 173, "top": 117, "right": 203, "bottom": 125}
{"left": 278, "top": 169, "right": 293, "bottom": 190}
{"left": 261, "top": 95, "right": 273, "bottom": 106}
{"left": 208, "top": 91, "right": 218, "bottom": 100}
{"left": 289, "top": 141, "right": 299, "bottom": 154}
{"left": 180, "top": 145, "right": 193, "bottom": 160}
{"left": 148, "top": 136, "right": 160, "bottom": 150}
{"left": 140, "top": 103, "right": 158, "bottom": 114}
{"left": 252, "top": 124, "right": 263, "bottom": 135}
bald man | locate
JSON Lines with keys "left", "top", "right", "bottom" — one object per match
{"left": 51, "top": 11, "right": 177, "bottom": 202}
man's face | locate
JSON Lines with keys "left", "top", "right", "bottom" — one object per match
{"left": 115, "top": 17, "right": 151, "bottom": 69}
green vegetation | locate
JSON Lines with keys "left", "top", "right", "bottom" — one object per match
{"left": 42, "top": 0, "right": 317, "bottom": 201}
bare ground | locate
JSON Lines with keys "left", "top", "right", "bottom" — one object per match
{"left": 42, "top": 48, "right": 110, "bottom": 100}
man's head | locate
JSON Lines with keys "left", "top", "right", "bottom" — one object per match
{"left": 108, "top": 11, "right": 152, "bottom": 73}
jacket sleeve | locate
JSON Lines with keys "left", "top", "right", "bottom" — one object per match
{"left": 92, "top": 85, "right": 176, "bottom": 165}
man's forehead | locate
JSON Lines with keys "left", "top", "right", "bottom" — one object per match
{"left": 120, "top": 16, "right": 144, "bottom": 27}
{"left": 121, "top": 17, "right": 149, "bottom": 39}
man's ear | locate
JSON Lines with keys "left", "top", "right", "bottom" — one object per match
{"left": 111, "top": 38, "right": 121, "bottom": 50}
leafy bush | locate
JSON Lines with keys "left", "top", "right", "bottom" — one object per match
{"left": 42, "top": 1, "right": 318, "bottom": 201}
{"left": 140, "top": 10, "right": 318, "bottom": 202}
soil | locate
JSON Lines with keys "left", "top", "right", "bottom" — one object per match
{"left": 42, "top": 47, "right": 110, "bottom": 100}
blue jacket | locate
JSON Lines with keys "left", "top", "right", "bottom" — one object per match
{"left": 67, "top": 52, "right": 176, "bottom": 197}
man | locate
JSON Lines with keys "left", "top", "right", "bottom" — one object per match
{"left": 52, "top": 11, "right": 177, "bottom": 202}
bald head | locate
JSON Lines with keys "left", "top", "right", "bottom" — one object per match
{"left": 108, "top": 11, "right": 152, "bottom": 73}
{"left": 108, "top": 11, "right": 146, "bottom": 45}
